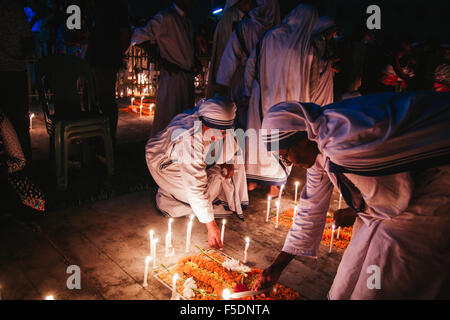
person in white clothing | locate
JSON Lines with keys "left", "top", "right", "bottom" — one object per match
{"left": 216, "top": 0, "right": 280, "bottom": 129}
{"left": 206, "top": 0, "right": 255, "bottom": 98}
{"left": 244, "top": 3, "right": 318, "bottom": 197}
{"left": 130, "top": 0, "right": 198, "bottom": 137}
{"left": 252, "top": 91, "right": 450, "bottom": 299}
{"left": 146, "top": 96, "right": 248, "bottom": 249}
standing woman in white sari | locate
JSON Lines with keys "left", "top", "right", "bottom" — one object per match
{"left": 310, "top": 16, "right": 337, "bottom": 107}
{"left": 216, "top": 0, "right": 280, "bottom": 129}
{"left": 244, "top": 4, "right": 318, "bottom": 196}
{"left": 205, "top": 0, "right": 254, "bottom": 98}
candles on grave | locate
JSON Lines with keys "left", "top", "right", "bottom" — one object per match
{"left": 243, "top": 237, "right": 250, "bottom": 263}
{"left": 143, "top": 256, "right": 151, "bottom": 287}
{"left": 152, "top": 238, "right": 158, "bottom": 268}
{"left": 275, "top": 201, "right": 280, "bottom": 229}
{"left": 171, "top": 274, "right": 179, "bottom": 300}
{"left": 185, "top": 215, "right": 194, "bottom": 253}
{"left": 329, "top": 224, "right": 335, "bottom": 253}
{"left": 294, "top": 181, "right": 300, "bottom": 204}
{"left": 149, "top": 229, "right": 154, "bottom": 257}
{"left": 220, "top": 219, "right": 226, "bottom": 245}
{"left": 265, "top": 196, "right": 271, "bottom": 222}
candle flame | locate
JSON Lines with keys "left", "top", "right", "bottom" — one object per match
{"left": 222, "top": 219, "right": 226, "bottom": 225}
{"left": 245, "top": 237, "right": 250, "bottom": 243}
{"left": 145, "top": 256, "right": 151, "bottom": 263}
{"left": 276, "top": 201, "right": 280, "bottom": 208}
{"left": 295, "top": 181, "right": 299, "bottom": 186}
{"left": 222, "top": 288, "right": 231, "bottom": 300}
{"left": 45, "top": 295, "right": 55, "bottom": 300}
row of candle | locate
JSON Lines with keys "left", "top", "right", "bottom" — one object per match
{"left": 266, "top": 182, "right": 300, "bottom": 228}
{"left": 130, "top": 97, "right": 155, "bottom": 118}
{"left": 266, "top": 181, "right": 343, "bottom": 254}
{"left": 143, "top": 215, "right": 252, "bottom": 297}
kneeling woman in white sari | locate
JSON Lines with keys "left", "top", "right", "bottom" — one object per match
{"left": 145, "top": 96, "right": 248, "bottom": 249}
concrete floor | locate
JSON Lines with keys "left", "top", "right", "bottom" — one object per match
{"left": 0, "top": 103, "right": 344, "bottom": 300}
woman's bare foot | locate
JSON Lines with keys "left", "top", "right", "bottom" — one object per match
{"left": 248, "top": 182, "right": 259, "bottom": 191}
{"left": 267, "top": 185, "right": 282, "bottom": 198}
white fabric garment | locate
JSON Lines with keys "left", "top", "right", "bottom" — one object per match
{"left": 310, "top": 17, "right": 336, "bottom": 106}
{"left": 146, "top": 97, "right": 248, "bottom": 223}
{"left": 262, "top": 93, "right": 450, "bottom": 299}
{"left": 206, "top": 6, "right": 245, "bottom": 98}
{"left": 131, "top": 4, "right": 195, "bottom": 137}
{"left": 216, "top": 0, "right": 280, "bottom": 127}
{"left": 244, "top": 4, "right": 317, "bottom": 185}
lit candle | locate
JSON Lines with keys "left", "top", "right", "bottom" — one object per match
{"left": 243, "top": 237, "right": 250, "bottom": 263}
{"left": 265, "top": 196, "right": 271, "bottom": 222}
{"left": 220, "top": 219, "right": 226, "bottom": 246}
{"left": 171, "top": 274, "right": 179, "bottom": 300}
{"left": 279, "top": 184, "right": 285, "bottom": 203}
{"left": 293, "top": 206, "right": 298, "bottom": 220}
{"left": 185, "top": 215, "right": 194, "bottom": 253}
{"left": 275, "top": 201, "right": 280, "bottom": 229}
{"left": 294, "top": 181, "right": 300, "bottom": 203}
{"left": 29, "top": 113, "right": 35, "bottom": 130}
{"left": 337, "top": 193, "right": 342, "bottom": 239}
{"left": 149, "top": 229, "right": 154, "bottom": 257}
{"left": 143, "top": 256, "right": 151, "bottom": 287}
{"left": 152, "top": 238, "right": 158, "bottom": 269}
{"left": 165, "top": 232, "right": 171, "bottom": 257}
{"left": 140, "top": 97, "right": 144, "bottom": 117}
{"left": 45, "top": 295, "right": 55, "bottom": 300}
{"left": 329, "top": 224, "right": 335, "bottom": 253}
{"left": 168, "top": 218, "right": 173, "bottom": 247}
{"left": 131, "top": 97, "right": 135, "bottom": 109}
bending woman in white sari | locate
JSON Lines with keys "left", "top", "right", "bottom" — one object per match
{"left": 146, "top": 96, "right": 248, "bottom": 249}
{"left": 253, "top": 91, "right": 450, "bottom": 299}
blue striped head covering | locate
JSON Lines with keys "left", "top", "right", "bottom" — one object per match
{"left": 261, "top": 101, "right": 321, "bottom": 151}
{"left": 198, "top": 95, "right": 236, "bottom": 130}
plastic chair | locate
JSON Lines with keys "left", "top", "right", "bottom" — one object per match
{"left": 35, "top": 55, "right": 114, "bottom": 190}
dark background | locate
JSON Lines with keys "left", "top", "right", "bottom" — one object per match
{"left": 127, "top": 0, "right": 449, "bottom": 43}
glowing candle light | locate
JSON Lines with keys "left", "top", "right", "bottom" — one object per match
{"left": 222, "top": 288, "right": 231, "bottom": 300}
{"left": 220, "top": 219, "right": 226, "bottom": 246}
{"left": 131, "top": 97, "right": 135, "bottom": 109}
{"left": 293, "top": 206, "right": 298, "bottom": 220}
{"left": 185, "top": 215, "right": 194, "bottom": 253}
{"left": 278, "top": 184, "right": 285, "bottom": 203}
{"left": 329, "top": 224, "right": 335, "bottom": 253}
{"left": 143, "top": 256, "right": 151, "bottom": 287}
{"left": 243, "top": 237, "right": 250, "bottom": 263}
{"left": 171, "top": 274, "right": 179, "bottom": 300}
{"left": 275, "top": 201, "right": 280, "bottom": 229}
{"left": 265, "top": 196, "right": 271, "bottom": 222}
{"left": 152, "top": 238, "right": 158, "bottom": 269}
{"left": 45, "top": 295, "right": 55, "bottom": 300}
{"left": 140, "top": 97, "right": 144, "bottom": 117}
{"left": 29, "top": 113, "right": 35, "bottom": 130}
{"left": 337, "top": 193, "right": 342, "bottom": 239}
{"left": 149, "top": 229, "right": 154, "bottom": 256}
{"left": 294, "top": 181, "right": 300, "bottom": 204}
